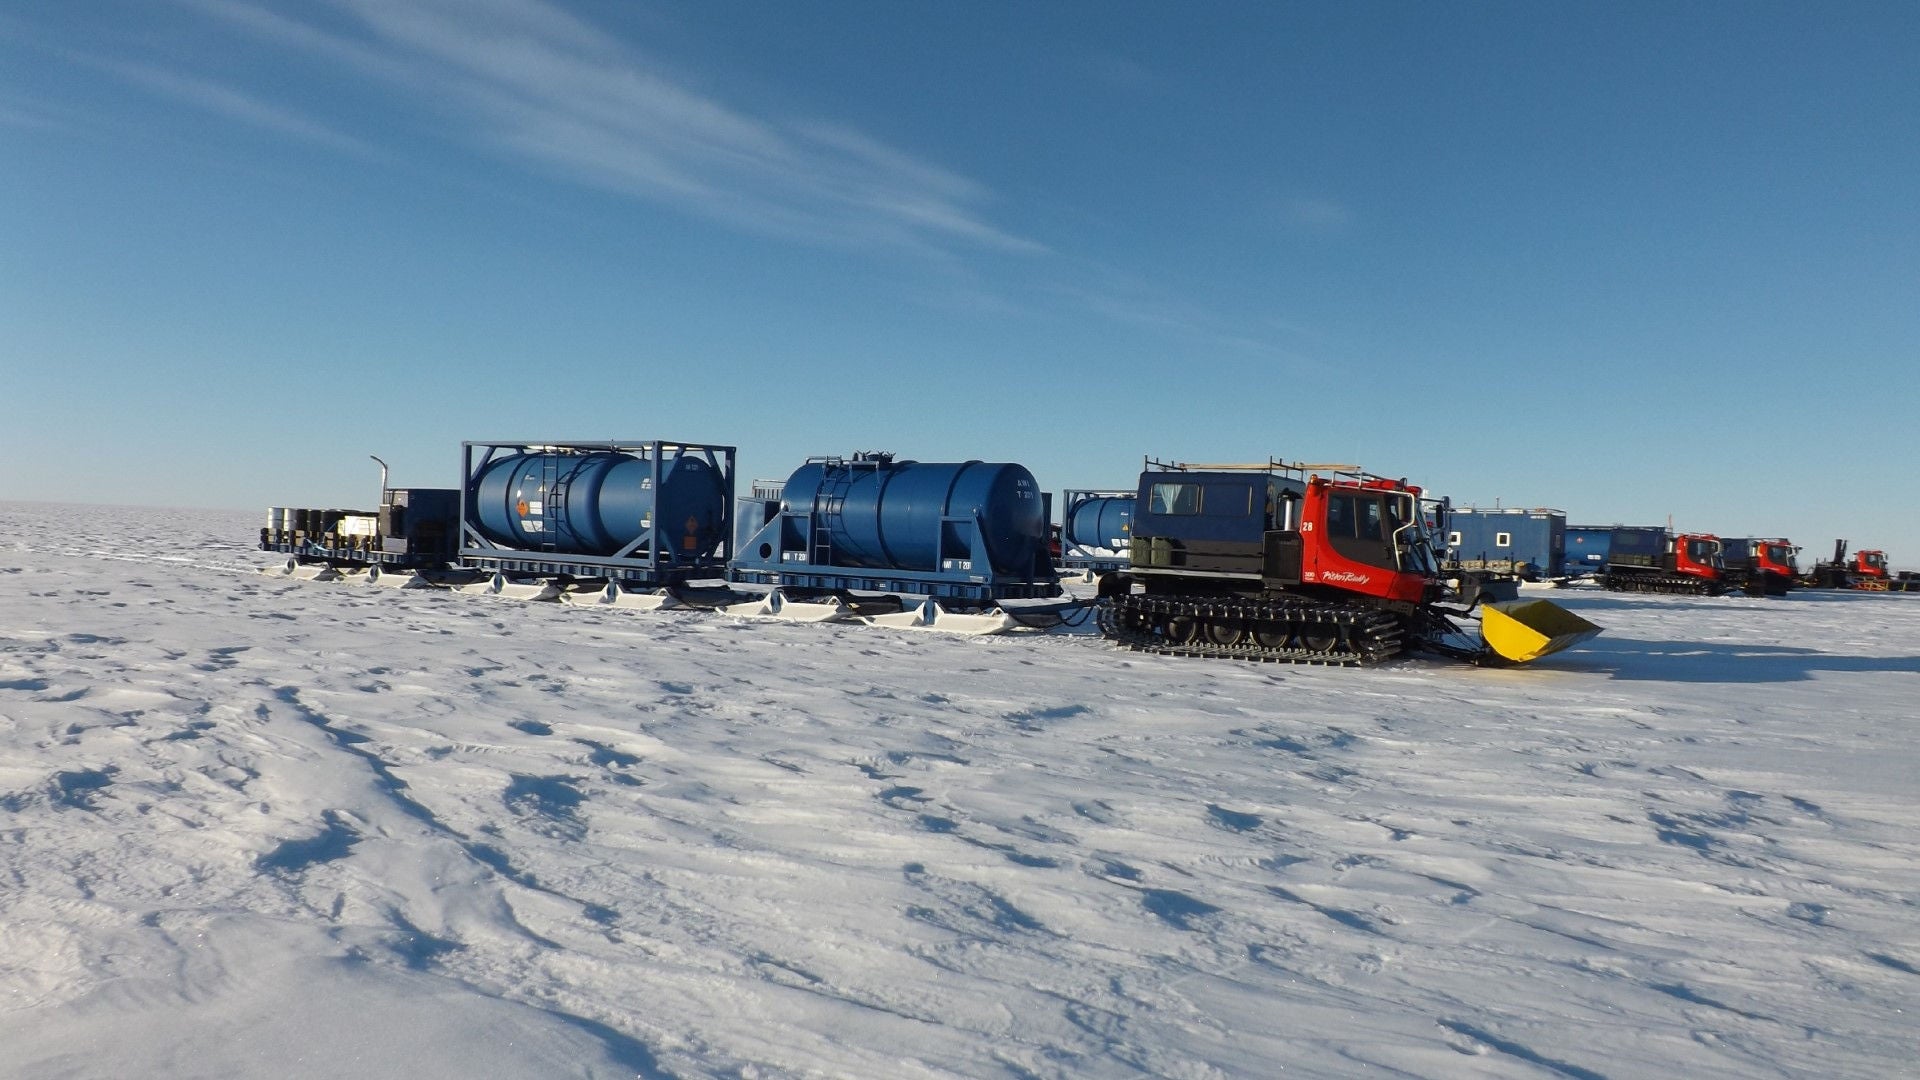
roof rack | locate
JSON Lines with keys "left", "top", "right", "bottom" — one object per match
{"left": 1143, "top": 456, "right": 1395, "bottom": 486}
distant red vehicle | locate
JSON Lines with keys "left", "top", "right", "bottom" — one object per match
{"left": 1598, "top": 528, "right": 1727, "bottom": 595}
{"left": 1721, "top": 537, "right": 1799, "bottom": 596}
{"left": 1806, "top": 541, "right": 1892, "bottom": 590}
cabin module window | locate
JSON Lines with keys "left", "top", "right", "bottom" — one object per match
{"left": 1496, "top": 531, "right": 1512, "bottom": 547}
{"left": 1447, "top": 531, "right": 1462, "bottom": 546}
{"left": 1149, "top": 482, "right": 1202, "bottom": 515}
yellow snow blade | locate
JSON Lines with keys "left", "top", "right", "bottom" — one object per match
{"left": 1480, "top": 599, "right": 1602, "bottom": 664}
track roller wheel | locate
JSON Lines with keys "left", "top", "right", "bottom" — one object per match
{"left": 1203, "top": 619, "right": 1245, "bottom": 646}
{"left": 1300, "top": 624, "right": 1345, "bottom": 653}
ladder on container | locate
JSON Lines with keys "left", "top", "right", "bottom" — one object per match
{"left": 539, "top": 456, "right": 565, "bottom": 554}
{"left": 811, "top": 467, "right": 859, "bottom": 568}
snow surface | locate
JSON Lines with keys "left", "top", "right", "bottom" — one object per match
{"left": 2, "top": 501, "right": 1917, "bottom": 1079}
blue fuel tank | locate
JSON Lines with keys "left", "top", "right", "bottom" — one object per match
{"left": 470, "top": 450, "right": 726, "bottom": 558}
{"left": 766, "top": 456, "right": 1048, "bottom": 575}
{"left": 1065, "top": 495, "right": 1134, "bottom": 551}
{"left": 1564, "top": 526, "right": 1614, "bottom": 571}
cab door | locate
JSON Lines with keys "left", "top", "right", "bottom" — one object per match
{"left": 1323, "top": 491, "right": 1398, "bottom": 570}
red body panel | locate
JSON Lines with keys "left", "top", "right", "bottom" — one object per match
{"left": 1755, "top": 540, "right": 1797, "bottom": 578}
{"left": 1854, "top": 550, "right": 1890, "bottom": 579}
{"left": 1297, "top": 478, "right": 1429, "bottom": 604}
{"left": 1672, "top": 532, "right": 1724, "bottom": 581}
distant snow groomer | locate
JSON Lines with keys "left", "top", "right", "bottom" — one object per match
{"left": 1096, "top": 459, "right": 1600, "bottom": 666}
{"left": 1719, "top": 537, "right": 1799, "bottom": 596}
{"left": 1804, "top": 539, "right": 1892, "bottom": 591}
{"left": 1597, "top": 527, "right": 1727, "bottom": 596}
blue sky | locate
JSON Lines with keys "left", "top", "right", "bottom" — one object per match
{"left": 4, "top": 1, "right": 1916, "bottom": 557}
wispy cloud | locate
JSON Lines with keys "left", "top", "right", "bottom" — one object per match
{"left": 174, "top": 0, "right": 1039, "bottom": 254}
{"left": 86, "top": 57, "right": 378, "bottom": 157}
{"left": 1043, "top": 265, "right": 1329, "bottom": 370}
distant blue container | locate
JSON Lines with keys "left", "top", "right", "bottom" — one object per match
{"left": 1065, "top": 495, "right": 1134, "bottom": 551}
{"left": 1446, "top": 507, "right": 1565, "bottom": 580}
{"left": 1564, "top": 526, "right": 1615, "bottom": 571}
{"left": 759, "top": 457, "right": 1047, "bottom": 575}
{"left": 470, "top": 450, "right": 727, "bottom": 558}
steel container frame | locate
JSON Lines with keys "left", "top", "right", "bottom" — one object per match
{"left": 1059, "top": 489, "right": 1136, "bottom": 572}
{"left": 730, "top": 453, "right": 1061, "bottom": 603}
{"left": 459, "top": 439, "right": 736, "bottom": 586}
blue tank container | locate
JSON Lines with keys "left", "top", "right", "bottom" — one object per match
{"left": 469, "top": 449, "right": 726, "bottom": 559}
{"left": 772, "top": 457, "right": 1046, "bottom": 574}
{"left": 1065, "top": 495, "right": 1134, "bottom": 551}
{"left": 731, "top": 453, "right": 1059, "bottom": 601}
{"left": 1564, "top": 526, "right": 1615, "bottom": 573}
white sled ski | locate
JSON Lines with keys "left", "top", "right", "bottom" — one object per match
{"left": 721, "top": 589, "right": 853, "bottom": 622}
{"left": 863, "top": 599, "right": 1018, "bottom": 636}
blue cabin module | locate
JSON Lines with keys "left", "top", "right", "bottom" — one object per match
{"left": 1563, "top": 526, "right": 1616, "bottom": 577}
{"left": 1602, "top": 526, "right": 1668, "bottom": 571}
{"left": 1444, "top": 508, "right": 1566, "bottom": 581}
{"left": 1126, "top": 469, "right": 1307, "bottom": 575}
{"left": 1060, "top": 489, "right": 1136, "bottom": 571}
{"left": 730, "top": 453, "right": 1062, "bottom": 604}
{"left": 459, "top": 439, "right": 736, "bottom": 585}
{"left": 375, "top": 488, "right": 460, "bottom": 562}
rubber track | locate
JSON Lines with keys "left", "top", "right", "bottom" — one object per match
{"left": 1601, "top": 572, "right": 1725, "bottom": 596}
{"left": 1097, "top": 593, "right": 1404, "bottom": 666}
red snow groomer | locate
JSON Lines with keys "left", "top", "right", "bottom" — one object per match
{"left": 1718, "top": 537, "right": 1799, "bottom": 596}
{"left": 1598, "top": 527, "right": 1726, "bottom": 595}
{"left": 1806, "top": 540, "right": 1892, "bottom": 590}
{"left": 1097, "top": 459, "right": 1600, "bottom": 666}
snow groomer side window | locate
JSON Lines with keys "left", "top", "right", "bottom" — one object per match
{"left": 1150, "top": 482, "right": 1202, "bottom": 515}
{"left": 1326, "top": 493, "right": 1355, "bottom": 537}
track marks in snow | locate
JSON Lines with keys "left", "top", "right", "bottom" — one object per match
{"left": 10, "top": 525, "right": 1920, "bottom": 1078}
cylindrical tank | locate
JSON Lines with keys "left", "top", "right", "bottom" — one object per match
{"left": 470, "top": 451, "right": 726, "bottom": 558}
{"left": 775, "top": 458, "right": 1046, "bottom": 575}
{"left": 1065, "top": 496, "right": 1134, "bottom": 550}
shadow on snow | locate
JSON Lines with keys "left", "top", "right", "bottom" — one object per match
{"left": 1554, "top": 638, "right": 1920, "bottom": 683}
